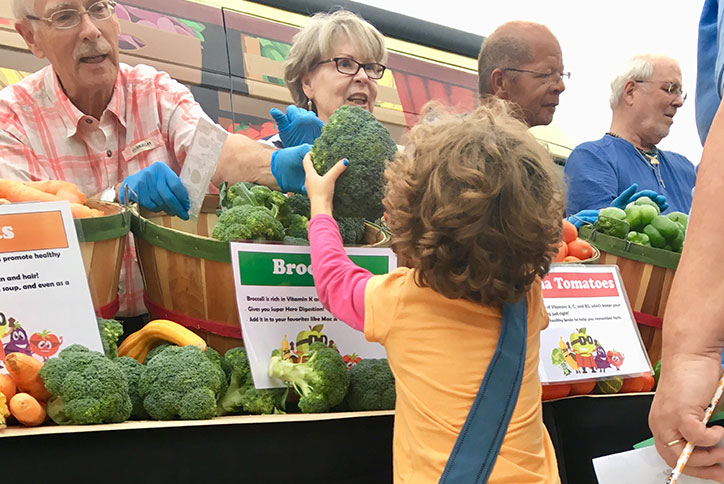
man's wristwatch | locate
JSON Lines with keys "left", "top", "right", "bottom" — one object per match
{"left": 100, "top": 185, "right": 117, "bottom": 203}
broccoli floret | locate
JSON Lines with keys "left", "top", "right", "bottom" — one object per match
{"left": 97, "top": 317, "right": 124, "bottom": 359}
{"left": 116, "top": 356, "right": 149, "bottom": 420}
{"left": 287, "top": 193, "right": 311, "bottom": 218}
{"left": 284, "top": 213, "right": 309, "bottom": 239}
{"left": 40, "top": 345, "right": 132, "bottom": 425}
{"left": 218, "top": 347, "right": 285, "bottom": 415}
{"left": 143, "top": 343, "right": 173, "bottom": 364}
{"left": 344, "top": 359, "right": 395, "bottom": 411}
{"left": 137, "top": 345, "right": 226, "bottom": 420}
{"left": 268, "top": 342, "right": 350, "bottom": 413}
{"left": 282, "top": 236, "right": 310, "bottom": 246}
{"left": 212, "top": 204, "right": 285, "bottom": 242}
{"left": 335, "top": 217, "right": 366, "bottom": 245}
{"left": 310, "top": 105, "right": 398, "bottom": 220}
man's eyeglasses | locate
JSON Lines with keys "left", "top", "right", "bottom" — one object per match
{"left": 26, "top": 0, "right": 117, "bottom": 30}
{"left": 634, "top": 80, "right": 687, "bottom": 103}
{"left": 318, "top": 57, "right": 387, "bottom": 80}
{"left": 503, "top": 67, "right": 571, "bottom": 84}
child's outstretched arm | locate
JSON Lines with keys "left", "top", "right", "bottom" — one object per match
{"left": 303, "top": 154, "right": 373, "bottom": 332}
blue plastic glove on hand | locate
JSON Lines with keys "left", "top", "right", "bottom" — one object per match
{"left": 567, "top": 209, "right": 600, "bottom": 228}
{"left": 271, "top": 144, "right": 312, "bottom": 193}
{"left": 270, "top": 105, "right": 324, "bottom": 148}
{"left": 610, "top": 183, "right": 668, "bottom": 212}
{"left": 120, "top": 161, "right": 190, "bottom": 220}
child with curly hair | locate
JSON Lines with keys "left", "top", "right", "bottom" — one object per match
{"left": 302, "top": 98, "right": 563, "bottom": 484}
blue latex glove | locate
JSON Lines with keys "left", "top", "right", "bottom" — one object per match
{"left": 567, "top": 209, "right": 600, "bottom": 228}
{"left": 270, "top": 105, "right": 324, "bottom": 148}
{"left": 271, "top": 144, "right": 311, "bottom": 193}
{"left": 610, "top": 183, "right": 668, "bottom": 212}
{"left": 120, "top": 162, "right": 189, "bottom": 220}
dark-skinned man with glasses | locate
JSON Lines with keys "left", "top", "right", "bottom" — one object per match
{"left": 564, "top": 54, "right": 696, "bottom": 219}
{"left": 1, "top": 0, "right": 312, "bottom": 322}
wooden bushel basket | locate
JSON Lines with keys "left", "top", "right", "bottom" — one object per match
{"left": 579, "top": 225, "right": 680, "bottom": 363}
{"left": 75, "top": 200, "right": 130, "bottom": 319}
{"left": 131, "top": 194, "right": 391, "bottom": 355}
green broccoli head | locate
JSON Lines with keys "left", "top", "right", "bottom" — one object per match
{"left": 212, "top": 204, "right": 285, "bottom": 242}
{"left": 310, "top": 106, "right": 397, "bottom": 220}
{"left": 143, "top": 343, "right": 173, "bottom": 364}
{"left": 286, "top": 193, "right": 311, "bottom": 219}
{"left": 284, "top": 213, "right": 309, "bottom": 239}
{"left": 218, "top": 347, "right": 285, "bottom": 415}
{"left": 96, "top": 318, "right": 124, "bottom": 359}
{"left": 335, "top": 217, "right": 366, "bottom": 245}
{"left": 283, "top": 236, "right": 310, "bottom": 246}
{"left": 40, "top": 345, "right": 132, "bottom": 425}
{"left": 138, "top": 345, "right": 226, "bottom": 420}
{"left": 268, "top": 342, "right": 350, "bottom": 413}
{"left": 116, "top": 356, "right": 149, "bottom": 420}
{"left": 345, "top": 359, "right": 395, "bottom": 411}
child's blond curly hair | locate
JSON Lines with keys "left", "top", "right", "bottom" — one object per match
{"left": 383, "top": 99, "right": 564, "bottom": 306}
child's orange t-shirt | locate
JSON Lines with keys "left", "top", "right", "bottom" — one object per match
{"left": 364, "top": 267, "right": 560, "bottom": 484}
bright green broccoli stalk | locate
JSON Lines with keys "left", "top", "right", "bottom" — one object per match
{"left": 137, "top": 345, "right": 226, "bottom": 420}
{"left": 344, "top": 358, "right": 395, "bottom": 411}
{"left": 218, "top": 347, "right": 286, "bottom": 415}
{"left": 40, "top": 345, "right": 132, "bottom": 425}
{"left": 212, "top": 204, "right": 285, "bottom": 242}
{"left": 268, "top": 342, "right": 350, "bottom": 413}
{"left": 335, "top": 217, "right": 366, "bottom": 244}
{"left": 116, "top": 356, "right": 149, "bottom": 420}
{"left": 96, "top": 317, "right": 124, "bottom": 359}
{"left": 310, "top": 105, "right": 398, "bottom": 220}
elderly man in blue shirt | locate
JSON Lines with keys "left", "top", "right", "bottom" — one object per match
{"left": 564, "top": 54, "right": 696, "bottom": 224}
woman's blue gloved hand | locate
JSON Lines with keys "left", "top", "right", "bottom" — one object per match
{"left": 271, "top": 144, "right": 312, "bottom": 193}
{"left": 119, "top": 161, "right": 190, "bottom": 220}
{"left": 270, "top": 105, "right": 324, "bottom": 148}
{"left": 567, "top": 209, "right": 600, "bottom": 228}
{"left": 610, "top": 183, "right": 668, "bottom": 212}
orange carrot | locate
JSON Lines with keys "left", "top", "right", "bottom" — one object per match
{"left": 9, "top": 392, "right": 46, "bottom": 426}
{"left": 69, "top": 203, "right": 104, "bottom": 218}
{"left": 0, "top": 373, "right": 17, "bottom": 401}
{"left": 5, "top": 353, "right": 50, "bottom": 402}
{"left": 24, "top": 180, "right": 86, "bottom": 204}
{"left": 0, "top": 179, "right": 61, "bottom": 202}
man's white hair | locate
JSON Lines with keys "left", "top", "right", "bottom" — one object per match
{"left": 12, "top": 0, "right": 35, "bottom": 20}
{"left": 609, "top": 54, "right": 678, "bottom": 109}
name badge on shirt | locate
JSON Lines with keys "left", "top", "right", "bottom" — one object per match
{"left": 129, "top": 139, "right": 155, "bottom": 156}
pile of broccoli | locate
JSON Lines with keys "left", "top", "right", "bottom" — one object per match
{"left": 310, "top": 105, "right": 398, "bottom": 221}
{"left": 344, "top": 358, "right": 396, "bottom": 411}
{"left": 217, "top": 347, "right": 286, "bottom": 415}
{"left": 268, "top": 342, "right": 350, "bottom": 413}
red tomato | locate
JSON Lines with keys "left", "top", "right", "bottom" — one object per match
{"left": 542, "top": 383, "right": 571, "bottom": 401}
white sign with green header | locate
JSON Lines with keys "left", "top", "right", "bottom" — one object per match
{"left": 230, "top": 242, "right": 396, "bottom": 389}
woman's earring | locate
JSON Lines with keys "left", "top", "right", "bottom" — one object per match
{"left": 307, "top": 98, "right": 313, "bottom": 111}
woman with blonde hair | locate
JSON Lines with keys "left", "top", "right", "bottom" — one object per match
{"left": 267, "top": 9, "right": 388, "bottom": 149}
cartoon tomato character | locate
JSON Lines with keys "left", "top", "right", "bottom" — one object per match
{"left": 607, "top": 349, "right": 625, "bottom": 370}
{"left": 570, "top": 328, "right": 597, "bottom": 374}
{"left": 343, "top": 353, "right": 362, "bottom": 369}
{"left": 29, "top": 330, "right": 63, "bottom": 361}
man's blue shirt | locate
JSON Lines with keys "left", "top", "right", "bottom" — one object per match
{"left": 564, "top": 135, "right": 696, "bottom": 215}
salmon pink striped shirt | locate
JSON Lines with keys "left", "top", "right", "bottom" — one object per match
{"left": 0, "top": 62, "right": 209, "bottom": 316}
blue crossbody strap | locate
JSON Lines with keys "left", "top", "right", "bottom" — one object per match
{"left": 438, "top": 299, "right": 528, "bottom": 484}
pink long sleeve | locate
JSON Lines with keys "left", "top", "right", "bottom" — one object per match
{"left": 308, "top": 214, "right": 372, "bottom": 332}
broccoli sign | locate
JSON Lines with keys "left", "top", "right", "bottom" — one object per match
{"left": 230, "top": 242, "right": 395, "bottom": 389}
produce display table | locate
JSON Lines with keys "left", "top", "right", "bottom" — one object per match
{"left": 0, "top": 411, "right": 395, "bottom": 483}
{"left": 1, "top": 395, "right": 654, "bottom": 483}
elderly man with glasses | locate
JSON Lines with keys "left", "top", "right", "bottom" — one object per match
{"left": 477, "top": 20, "right": 568, "bottom": 128}
{"left": 564, "top": 54, "right": 696, "bottom": 217}
{"left": 1, "top": 0, "right": 312, "bottom": 319}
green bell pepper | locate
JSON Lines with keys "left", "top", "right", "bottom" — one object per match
{"left": 667, "top": 212, "right": 688, "bottom": 232}
{"left": 634, "top": 196, "right": 661, "bottom": 214}
{"left": 670, "top": 229, "right": 685, "bottom": 253}
{"left": 599, "top": 207, "right": 626, "bottom": 220}
{"left": 643, "top": 224, "right": 667, "bottom": 248}
{"left": 650, "top": 215, "right": 682, "bottom": 242}
{"left": 626, "top": 231, "right": 651, "bottom": 247}
{"left": 596, "top": 210, "right": 629, "bottom": 239}
{"left": 625, "top": 204, "right": 658, "bottom": 232}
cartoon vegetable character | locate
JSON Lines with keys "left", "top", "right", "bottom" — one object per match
{"left": 592, "top": 341, "right": 611, "bottom": 372}
{"left": 607, "top": 349, "right": 625, "bottom": 370}
{"left": 4, "top": 319, "right": 32, "bottom": 356}
{"left": 551, "top": 348, "right": 571, "bottom": 376}
{"left": 29, "top": 330, "right": 63, "bottom": 360}
{"left": 570, "top": 328, "right": 597, "bottom": 373}
{"left": 558, "top": 337, "right": 579, "bottom": 373}
{"left": 295, "top": 324, "right": 335, "bottom": 359}
{"left": 0, "top": 312, "right": 7, "bottom": 368}
{"left": 342, "top": 353, "right": 362, "bottom": 369}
